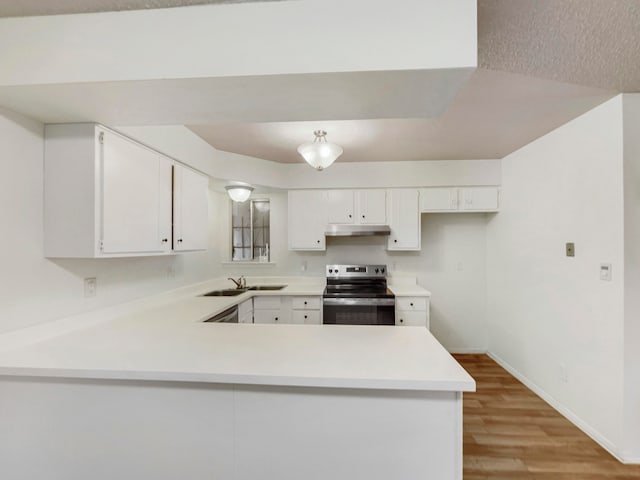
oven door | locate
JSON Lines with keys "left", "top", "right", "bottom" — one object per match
{"left": 322, "top": 298, "right": 395, "bottom": 325}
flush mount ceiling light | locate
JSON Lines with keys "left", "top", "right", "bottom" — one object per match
{"left": 297, "top": 130, "right": 343, "bottom": 171}
{"left": 225, "top": 182, "right": 254, "bottom": 202}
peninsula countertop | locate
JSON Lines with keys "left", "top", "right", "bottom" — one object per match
{"left": 0, "top": 277, "right": 472, "bottom": 392}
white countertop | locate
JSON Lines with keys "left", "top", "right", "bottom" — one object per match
{"left": 0, "top": 277, "right": 471, "bottom": 392}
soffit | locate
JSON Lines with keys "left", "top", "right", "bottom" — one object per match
{"left": 0, "top": 0, "right": 275, "bottom": 17}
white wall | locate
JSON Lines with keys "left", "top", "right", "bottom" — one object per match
{"left": 623, "top": 94, "right": 640, "bottom": 460}
{"left": 0, "top": 108, "right": 220, "bottom": 334}
{"left": 216, "top": 192, "right": 490, "bottom": 352}
{"left": 486, "top": 97, "right": 626, "bottom": 456}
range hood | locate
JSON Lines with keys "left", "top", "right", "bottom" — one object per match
{"left": 325, "top": 224, "right": 391, "bottom": 237}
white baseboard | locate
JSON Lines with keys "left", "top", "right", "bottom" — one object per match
{"left": 447, "top": 347, "right": 487, "bottom": 354}
{"left": 487, "top": 351, "right": 634, "bottom": 464}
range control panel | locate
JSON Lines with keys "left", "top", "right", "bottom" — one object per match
{"left": 326, "top": 264, "right": 387, "bottom": 278}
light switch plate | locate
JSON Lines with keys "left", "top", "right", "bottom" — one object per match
{"left": 566, "top": 243, "right": 575, "bottom": 257}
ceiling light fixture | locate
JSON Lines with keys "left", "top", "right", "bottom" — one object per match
{"left": 225, "top": 182, "right": 254, "bottom": 203}
{"left": 297, "top": 130, "right": 343, "bottom": 171}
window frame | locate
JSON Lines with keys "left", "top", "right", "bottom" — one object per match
{"left": 229, "top": 197, "right": 271, "bottom": 263}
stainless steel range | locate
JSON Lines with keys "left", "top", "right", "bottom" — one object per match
{"left": 322, "top": 264, "right": 395, "bottom": 325}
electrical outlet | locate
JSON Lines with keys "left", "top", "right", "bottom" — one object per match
{"left": 559, "top": 363, "right": 568, "bottom": 383}
{"left": 566, "top": 243, "right": 575, "bottom": 257}
{"left": 84, "top": 277, "right": 97, "bottom": 297}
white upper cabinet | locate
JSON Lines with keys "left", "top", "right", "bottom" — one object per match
{"left": 420, "top": 187, "right": 499, "bottom": 213}
{"left": 420, "top": 188, "right": 458, "bottom": 212}
{"left": 101, "top": 129, "right": 172, "bottom": 255}
{"left": 173, "top": 164, "right": 209, "bottom": 251}
{"left": 44, "top": 123, "right": 208, "bottom": 258}
{"left": 327, "top": 189, "right": 386, "bottom": 225}
{"left": 327, "top": 190, "right": 355, "bottom": 224}
{"left": 387, "top": 189, "right": 421, "bottom": 251}
{"left": 288, "top": 190, "right": 327, "bottom": 250}
{"left": 357, "top": 190, "right": 386, "bottom": 224}
{"left": 460, "top": 187, "right": 499, "bottom": 211}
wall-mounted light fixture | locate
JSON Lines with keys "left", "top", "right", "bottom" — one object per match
{"left": 225, "top": 182, "right": 254, "bottom": 202}
{"left": 297, "top": 130, "right": 343, "bottom": 171}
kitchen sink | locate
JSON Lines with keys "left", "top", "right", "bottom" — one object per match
{"left": 202, "top": 289, "right": 247, "bottom": 297}
{"left": 247, "top": 285, "right": 287, "bottom": 291}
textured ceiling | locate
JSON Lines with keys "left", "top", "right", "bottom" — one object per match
{"left": 479, "top": 0, "right": 640, "bottom": 92}
{"left": 0, "top": 0, "right": 274, "bottom": 17}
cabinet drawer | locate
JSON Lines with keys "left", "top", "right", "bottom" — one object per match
{"left": 291, "top": 297, "right": 321, "bottom": 310}
{"left": 238, "top": 299, "right": 253, "bottom": 318}
{"left": 396, "top": 311, "right": 426, "bottom": 327}
{"left": 253, "top": 309, "right": 283, "bottom": 324}
{"left": 292, "top": 310, "right": 321, "bottom": 325}
{"left": 396, "top": 297, "right": 427, "bottom": 311}
{"left": 253, "top": 296, "right": 282, "bottom": 310}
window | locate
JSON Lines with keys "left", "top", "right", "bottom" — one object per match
{"left": 231, "top": 199, "right": 270, "bottom": 261}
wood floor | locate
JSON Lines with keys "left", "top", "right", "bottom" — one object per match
{"left": 454, "top": 354, "right": 640, "bottom": 479}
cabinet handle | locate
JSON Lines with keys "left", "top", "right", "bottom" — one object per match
{"left": 410, "top": 302, "right": 414, "bottom": 307}
{"left": 177, "top": 239, "right": 183, "bottom": 243}
{"left": 275, "top": 317, "right": 278, "bottom": 321}
{"left": 304, "top": 301, "right": 307, "bottom": 305}
{"left": 304, "top": 315, "right": 308, "bottom": 319}
{"left": 394, "top": 239, "right": 398, "bottom": 243}
{"left": 400, "top": 319, "right": 404, "bottom": 323}
{"left": 162, "top": 238, "right": 168, "bottom": 243}
{"left": 317, "top": 240, "right": 320, "bottom": 244}
{"left": 362, "top": 215, "right": 365, "bottom": 219}
{"left": 348, "top": 214, "right": 352, "bottom": 218}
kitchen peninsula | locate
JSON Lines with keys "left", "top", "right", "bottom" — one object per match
{"left": 0, "top": 278, "right": 474, "bottom": 480}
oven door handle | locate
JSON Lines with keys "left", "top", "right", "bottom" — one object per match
{"left": 323, "top": 298, "right": 395, "bottom": 307}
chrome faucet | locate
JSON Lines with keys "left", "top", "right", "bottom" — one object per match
{"left": 228, "top": 276, "right": 246, "bottom": 289}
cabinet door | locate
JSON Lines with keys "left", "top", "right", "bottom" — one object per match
{"left": 173, "top": 164, "right": 209, "bottom": 251}
{"left": 396, "top": 311, "right": 427, "bottom": 327}
{"left": 420, "top": 188, "right": 458, "bottom": 212}
{"left": 357, "top": 190, "right": 386, "bottom": 224}
{"left": 327, "top": 190, "right": 355, "bottom": 224}
{"left": 292, "top": 310, "right": 321, "bottom": 325}
{"left": 387, "top": 189, "right": 421, "bottom": 250}
{"left": 101, "top": 130, "right": 172, "bottom": 254}
{"left": 253, "top": 309, "right": 282, "bottom": 324}
{"left": 288, "top": 190, "right": 327, "bottom": 250}
{"left": 460, "top": 187, "right": 499, "bottom": 212}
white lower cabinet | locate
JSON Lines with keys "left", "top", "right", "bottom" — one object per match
{"left": 395, "top": 296, "right": 430, "bottom": 329}
{"left": 252, "top": 296, "right": 322, "bottom": 325}
{"left": 252, "top": 296, "right": 288, "bottom": 324}
{"left": 292, "top": 310, "right": 321, "bottom": 325}
{"left": 291, "top": 296, "right": 322, "bottom": 325}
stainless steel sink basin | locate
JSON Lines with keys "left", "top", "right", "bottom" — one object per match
{"left": 202, "top": 289, "right": 247, "bottom": 297}
{"left": 247, "top": 285, "right": 287, "bottom": 291}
